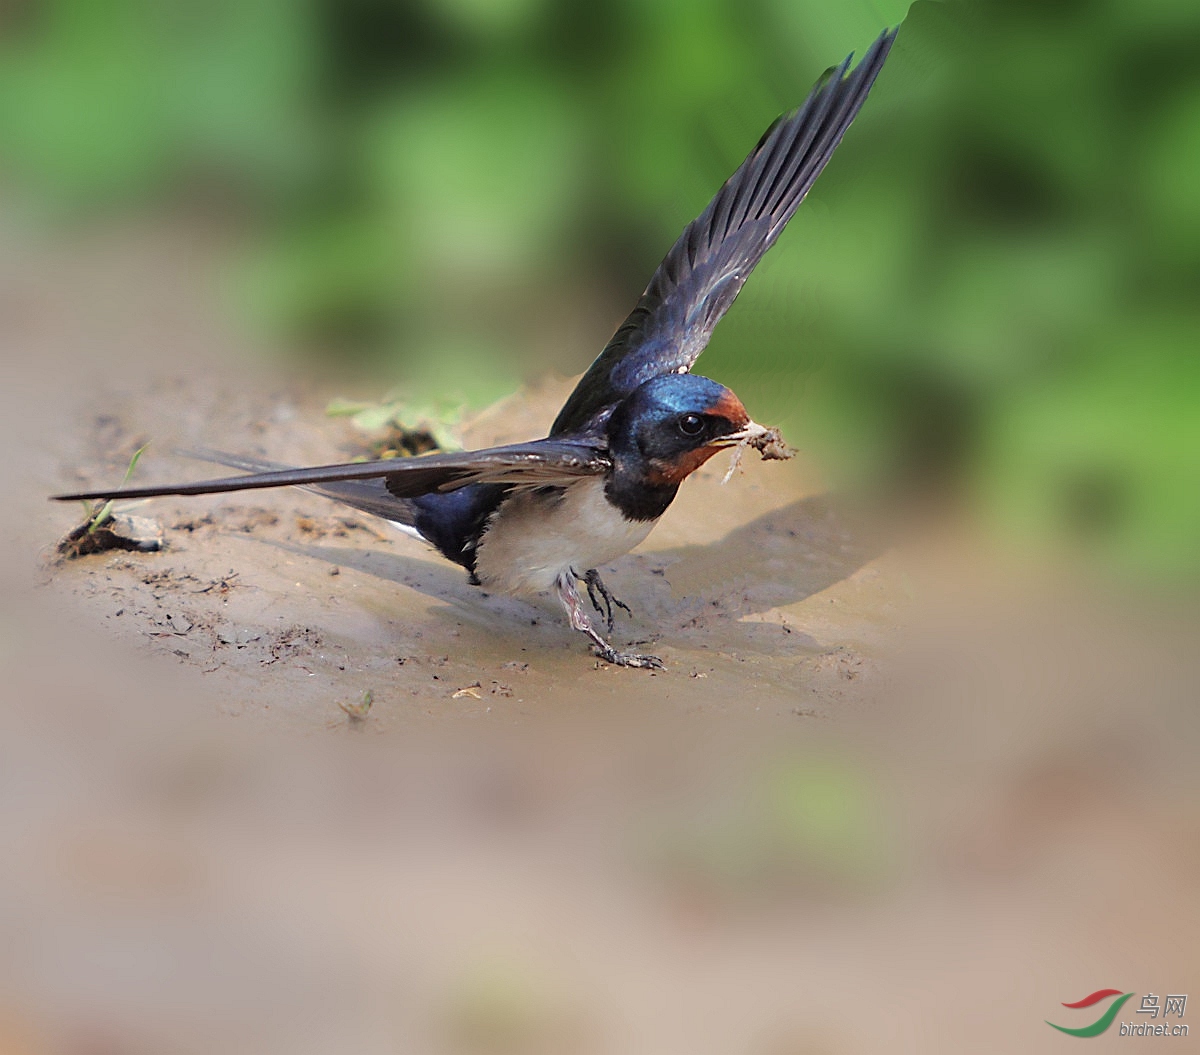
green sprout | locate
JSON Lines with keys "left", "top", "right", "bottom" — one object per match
{"left": 336, "top": 689, "right": 374, "bottom": 721}
{"left": 82, "top": 443, "right": 148, "bottom": 534}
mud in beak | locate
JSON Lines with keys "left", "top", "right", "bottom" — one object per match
{"left": 713, "top": 420, "right": 796, "bottom": 483}
{"left": 711, "top": 420, "right": 794, "bottom": 458}
{"left": 711, "top": 420, "right": 771, "bottom": 448}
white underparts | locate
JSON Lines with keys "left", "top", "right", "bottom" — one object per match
{"left": 473, "top": 478, "right": 656, "bottom": 595}
{"left": 387, "top": 520, "right": 426, "bottom": 542}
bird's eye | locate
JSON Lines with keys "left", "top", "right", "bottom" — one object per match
{"left": 677, "top": 413, "right": 705, "bottom": 436}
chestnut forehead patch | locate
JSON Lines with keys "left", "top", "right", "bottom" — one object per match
{"left": 705, "top": 389, "right": 749, "bottom": 426}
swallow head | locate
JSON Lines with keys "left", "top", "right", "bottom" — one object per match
{"left": 605, "top": 375, "right": 770, "bottom": 507}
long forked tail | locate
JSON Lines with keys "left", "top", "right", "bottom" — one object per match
{"left": 51, "top": 438, "right": 608, "bottom": 504}
{"left": 67, "top": 447, "right": 424, "bottom": 528}
{"left": 179, "top": 448, "right": 422, "bottom": 526}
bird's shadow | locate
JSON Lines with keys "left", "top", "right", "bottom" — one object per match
{"left": 629, "top": 492, "right": 884, "bottom": 655}
{"left": 263, "top": 492, "right": 883, "bottom": 660}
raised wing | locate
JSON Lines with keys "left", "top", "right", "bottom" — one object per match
{"left": 51, "top": 439, "right": 610, "bottom": 503}
{"left": 551, "top": 27, "right": 896, "bottom": 437}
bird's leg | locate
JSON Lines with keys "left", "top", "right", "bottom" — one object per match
{"left": 584, "top": 572, "right": 608, "bottom": 625}
{"left": 556, "top": 572, "right": 662, "bottom": 670}
{"left": 583, "top": 568, "right": 632, "bottom": 633}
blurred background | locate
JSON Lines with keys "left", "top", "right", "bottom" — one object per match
{"left": 2, "top": 0, "right": 1197, "bottom": 577}
{"left": 3, "top": 2, "right": 1200, "bottom": 1054}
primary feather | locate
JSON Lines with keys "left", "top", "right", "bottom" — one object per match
{"left": 50, "top": 440, "right": 610, "bottom": 503}
{"left": 551, "top": 27, "right": 896, "bottom": 437}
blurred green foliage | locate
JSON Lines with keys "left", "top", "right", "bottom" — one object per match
{"left": 1, "top": 0, "right": 1198, "bottom": 577}
{"left": 643, "top": 753, "right": 887, "bottom": 897}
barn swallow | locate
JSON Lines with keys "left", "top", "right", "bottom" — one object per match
{"left": 53, "top": 28, "right": 897, "bottom": 668}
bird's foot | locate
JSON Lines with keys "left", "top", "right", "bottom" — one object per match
{"left": 583, "top": 568, "right": 633, "bottom": 633}
{"left": 558, "top": 570, "right": 661, "bottom": 669}
{"left": 590, "top": 643, "right": 664, "bottom": 670}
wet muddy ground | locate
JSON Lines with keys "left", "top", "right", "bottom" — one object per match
{"left": 3, "top": 222, "right": 1197, "bottom": 1054}
{"left": 35, "top": 370, "right": 893, "bottom": 724}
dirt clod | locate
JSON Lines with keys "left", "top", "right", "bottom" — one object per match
{"left": 748, "top": 425, "right": 795, "bottom": 461}
{"left": 57, "top": 514, "right": 164, "bottom": 559}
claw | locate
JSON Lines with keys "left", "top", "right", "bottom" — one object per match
{"left": 583, "top": 569, "right": 632, "bottom": 634}
{"left": 584, "top": 573, "right": 607, "bottom": 623}
{"left": 557, "top": 571, "right": 660, "bottom": 670}
{"left": 591, "top": 644, "right": 665, "bottom": 670}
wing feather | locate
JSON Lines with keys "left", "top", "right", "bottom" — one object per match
{"left": 51, "top": 440, "right": 610, "bottom": 503}
{"left": 550, "top": 28, "right": 896, "bottom": 436}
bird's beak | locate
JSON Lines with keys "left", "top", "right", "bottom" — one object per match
{"left": 711, "top": 420, "right": 795, "bottom": 471}
{"left": 710, "top": 420, "right": 773, "bottom": 448}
